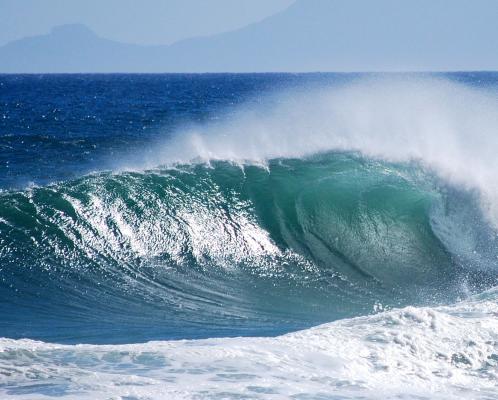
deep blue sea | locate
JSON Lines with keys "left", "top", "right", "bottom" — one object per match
{"left": 1, "top": 73, "right": 498, "bottom": 399}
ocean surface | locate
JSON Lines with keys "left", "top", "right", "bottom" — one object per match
{"left": 0, "top": 73, "right": 498, "bottom": 399}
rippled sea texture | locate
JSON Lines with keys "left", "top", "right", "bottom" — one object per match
{"left": 1, "top": 73, "right": 498, "bottom": 399}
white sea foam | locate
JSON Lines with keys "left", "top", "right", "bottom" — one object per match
{"left": 0, "top": 289, "right": 497, "bottom": 399}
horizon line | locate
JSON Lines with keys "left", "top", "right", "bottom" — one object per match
{"left": 1, "top": 70, "right": 498, "bottom": 75}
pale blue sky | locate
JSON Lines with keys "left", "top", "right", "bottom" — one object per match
{"left": 0, "top": 0, "right": 294, "bottom": 46}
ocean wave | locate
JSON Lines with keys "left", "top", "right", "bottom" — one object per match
{"left": 1, "top": 152, "right": 496, "bottom": 343}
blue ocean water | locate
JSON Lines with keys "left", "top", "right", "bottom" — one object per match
{"left": 1, "top": 73, "right": 498, "bottom": 399}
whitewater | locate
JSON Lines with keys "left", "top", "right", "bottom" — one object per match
{"left": 0, "top": 74, "right": 497, "bottom": 399}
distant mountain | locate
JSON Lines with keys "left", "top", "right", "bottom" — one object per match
{"left": 1, "top": 0, "right": 498, "bottom": 73}
{"left": 0, "top": 24, "right": 157, "bottom": 73}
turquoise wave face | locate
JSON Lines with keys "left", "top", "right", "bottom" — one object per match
{"left": 0, "top": 152, "right": 496, "bottom": 343}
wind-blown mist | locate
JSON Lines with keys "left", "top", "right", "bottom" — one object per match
{"left": 158, "top": 78, "right": 498, "bottom": 222}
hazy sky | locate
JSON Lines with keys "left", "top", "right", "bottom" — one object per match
{"left": 2, "top": 0, "right": 497, "bottom": 72}
{"left": 0, "top": 0, "right": 294, "bottom": 46}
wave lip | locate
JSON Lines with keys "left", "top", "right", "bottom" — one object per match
{"left": 153, "top": 77, "right": 498, "bottom": 226}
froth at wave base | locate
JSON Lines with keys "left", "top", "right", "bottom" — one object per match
{"left": 1, "top": 290, "right": 497, "bottom": 399}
